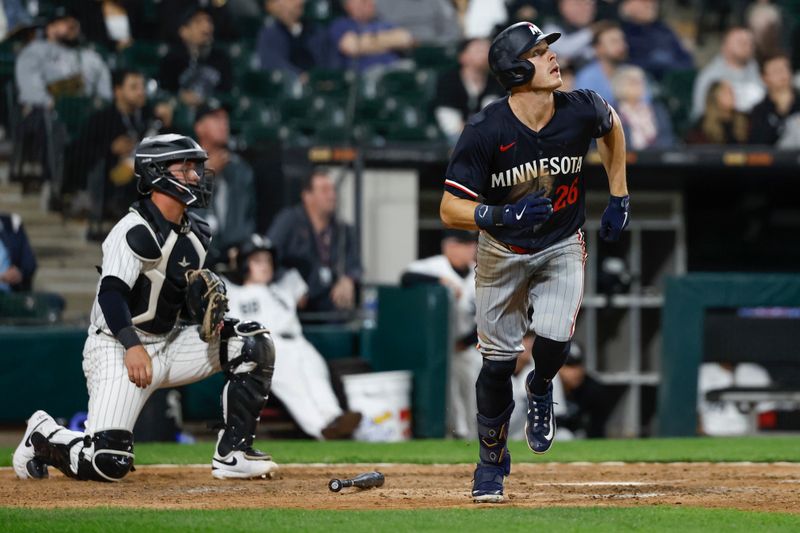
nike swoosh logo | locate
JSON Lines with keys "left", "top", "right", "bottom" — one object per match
{"left": 544, "top": 414, "right": 554, "bottom": 441}
{"left": 515, "top": 205, "right": 527, "bottom": 220}
{"left": 499, "top": 142, "right": 516, "bottom": 152}
{"left": 24, "top": 419, "right": 48, "bottom": 447}
{"left": 622, "top": 212, "right": 629, "bottom": 229}
{"left": 213, "top": 456, "right": 238, "bottom": 467}
{"left": 479, "top": 205, "right": 489, "bottom": 218}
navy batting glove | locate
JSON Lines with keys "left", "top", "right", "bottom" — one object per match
{"left": 475, "top": 189, "right": 553, "bottom": 229}
{"left": 599, "top": 195, "right": 630, "bottom": 242}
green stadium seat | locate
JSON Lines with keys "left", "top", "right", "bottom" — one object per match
{"left": 377, "top": 69, "right": 436, "bottom": 101}
{"left": 220, "top": 41, "right": 256, "bottom": 78}
{"left": 119, "top": 40, "right": 168, "bottom": 78}
{"left": 238, "top": 69, "right": 294, "bottom": 100}
{"left": 659, "top": 68, "right": 697, "bottom": 138}
{"left": 307, "top": 68, "right": 355, "bottom": 98}
{"left": 412, "top": 45, "right": 458, "bottom": 71}
{"left": 304, "top": 0, "right": 336, "bottom": 23}
{"left": 54, "top": 96, "right": 103, "bottom": 140}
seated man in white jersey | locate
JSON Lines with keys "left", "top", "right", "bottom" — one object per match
{"left": 400, "top": 229, "right": 482, "bottom": 439}
{"left": 226, "top": 234, "right": 362, "bottom": 440}
{"left": 13, "top": 134, "right": 278, "bottom": 482}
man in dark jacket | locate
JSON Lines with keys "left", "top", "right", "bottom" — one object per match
{"left": 749, "top": 54, "right": 800, "bottom": 145}
{"left": 267, "top": 168, "right": 362, "bottom": 318}
{"left": 158, "top": 7, "right": 232, "bottom": 106}
{"left": 619, "top": 0, "right": 692, "bottom": 80}
{"left": 257, "top": 0, "right": 329, "bottom": 81}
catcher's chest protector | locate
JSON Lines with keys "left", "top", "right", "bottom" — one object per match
{"left": 126, "top": 202, "right": 211, "bottom": 334}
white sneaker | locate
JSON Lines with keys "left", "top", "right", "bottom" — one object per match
{"left": 211, "top": 432, "right": 278, "bottom": 480}
{"left": 13, "top": 410, "right": 59, "bottom": 480}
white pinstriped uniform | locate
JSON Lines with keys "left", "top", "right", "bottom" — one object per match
{"left": 82, "top": 209, "right": 229, "bottom": 434}
{"left": 475, "top": 230, "right": 586, "bottom": 361}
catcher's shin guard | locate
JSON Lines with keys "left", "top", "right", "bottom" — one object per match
{"left": 472, "top": 402, "right": 514, "bottom": 503}
{"left": 218, "top": 320, "right": 275, "bottom": 455}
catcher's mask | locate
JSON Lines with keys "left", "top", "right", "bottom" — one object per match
{"left": 489, "top": 22, "right": 561, "bottom": 90}
{"left": 134, "top": 134, "right": 214, "bottom": 208}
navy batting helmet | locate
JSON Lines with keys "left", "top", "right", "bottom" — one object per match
{"left": 134, "top": 134, "right": 213, "bottom": 208}
{"left": 489, "top": 22, "right": 561, "bottom": 90}
{"left": 237, "top": 234, "right": 275, "bottom": 279}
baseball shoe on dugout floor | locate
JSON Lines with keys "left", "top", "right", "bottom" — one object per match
{"left": 471, "top": 452, "right": 511, "bottom": 503}
{"left": 525, "top": 375, "right": 556, "bottom": 454}
{"left": 13, "top": 410, "right": 60, "bottom": 480}
{"left": 211, "top": 430, "right": 279, "bottom": 480}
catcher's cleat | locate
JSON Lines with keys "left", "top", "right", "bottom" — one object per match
{"left": 211, "top": 430, "right": 278, "bottom": 480}
{"left": 13, "top": 410, "right": 59, "bottom": 480}
{"left": 525, "top": 374, "right": 556, "bottom": 454}
{"left": 471, "top": 453, "right": 511, "bottom": 503}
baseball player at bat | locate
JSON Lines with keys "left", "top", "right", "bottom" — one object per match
{"left": 13, "top": 134, "right": 279, "bottom": 482}
{"left": 328, "top": 471, "right": 385, "bottom": 492}
{"left": 440, "top": 22, "right": 630, "bottom": 503}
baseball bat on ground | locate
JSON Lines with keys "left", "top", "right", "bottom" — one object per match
{"left": 328, "top": 471, "right": 385, "bottom": 492}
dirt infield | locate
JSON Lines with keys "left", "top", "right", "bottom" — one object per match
{"left": 2, "top": 463, "right": 799, "bottom": 512}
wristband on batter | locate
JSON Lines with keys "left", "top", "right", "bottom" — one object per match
{"left": 474, "top": 203, "right": 504, "bottom": 229}
{"left": 117, "top": 326, "right": 142, "bottom": 350}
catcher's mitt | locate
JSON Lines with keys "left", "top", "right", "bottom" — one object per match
{"left": 185, "top": 269, "right": 228, "bottom": 342}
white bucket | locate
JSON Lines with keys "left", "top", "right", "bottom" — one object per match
{"left": 342, "top": 370, "right": 413, "bottom": 442}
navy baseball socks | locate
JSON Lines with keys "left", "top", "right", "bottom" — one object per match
{"left": 471, "top": 402, "right": 514, "bottom": 503}
{"left": 525, "top": 371, "right": 556, "bottom": 454}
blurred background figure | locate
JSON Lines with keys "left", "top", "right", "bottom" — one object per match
{"left": 257, "top": 0, "right": 330, "bottom": 82}
{"left": 697, "top": 361, "right": 772, "bottom": 436}
{"left": 66, "top": 69, "right": 174, "bottom": 224}
{"left": 748, "top": 53, "right": 800, "bottom": 146}
{"left": 618, "top": 0, "right": 693, "bottom": 80}
{"left": 158, "top": 0, "right": 238, "bottom": 43}
{"left": 0, "top": 0, "right": 32, "bottom": 41}
{"left": 15, "top": 6, "right": 111, "bottom": 108}
{"left": 686, "top": 79, "right": 749, "bottom": 144}
{"left": 574, "top": 21, "right": 629, "bottom": 105}
{"left": 76, "top": 0, "right": 149, "bottom": 51}
{"left": 401, "top": 229, "right": 481, "bottom": 439}
{"left": 328, "top": 0, "right": 414, "bottom": 73}
{"left": 0, "top": 212, "right": 35, "bottom": 292}
{"left": 611, "top": 65, "right": 674, "bottom": 149}
{"left": 745, "top": 0, "right": 784, "bottom": 62}
{"left": 455, "top": 0, "right": 508, "bottom": 39}
{"left": 691, "top": 26, "right": 764, "bottom": 120}
{"left": 543, "top": 0, "right": 597, "bottom": 71}
{"left": 432, "top": 38, "right": 504, "bottom": 145}
{"left": 375, "top": 0, "right": 461, "bottom": 47}
{"left": 192, "top": 100, "right": 256, "bottom": 268}
{"left": 267, "top": 168, "right": 362, "bottom": 321}
{"left": 158, "top": 7, "right": 232, "bottom": 107}
{"left": 226, "top": 235, "right": 363, "bottom": 439}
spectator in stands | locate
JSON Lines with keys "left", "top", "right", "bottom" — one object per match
{"left": 400, "top": 229, "right": 481, "bottom": 439}
{"left": 456, "top": 0, "right": 508, "bottom": 39}
{"left": 226, "top": 235, "right": 363, "bottom": 440}
{"left": 746, "top": 0, "right": 784, "bottom": 62}
{"left": 618, "top": 0, "right": 693, "bottom": 80}
{"left": 691, "top": 27, "right": 764, "bottom": 120}
{"left": 574, "top": 21, "right": 629, "bottom": 105}
{"left": 159, "top": 0, "right": 238, "bottom": 43}
{"left": 375, "top": 0, "right": 461, "bottom": 47}
{"left": 611, "top": 65, "right": 674, "bottom": 149}
{"left": 256, "top": 0, "right": 329, "bottom": 81}
{"left": 15, "top": 6, "right": 111, "bottom": 108}
{"left": 76, "top": 1, "right": 150, "bottom": 51}
{"left": 686, "top": 80, "right": 749, "bottom": 145}
{"left": 158, "top": 7, "right": 232, "bottom": 107}
{"left": 749, "top": 54, "right": 800, "bottom": 145}
{"left": 0, "top": 212, "right": 36, "bottom": 292}
{"left": 75, "top": 69, "right": 173, "bottom": 220}
{"left": 560, "top": 63, "right": 576, "bottom": 91}
{"left": 0, "top": 0, "right": 32, "bottom": 40}
{"left": 267, "top": 168, "right": 362, "bottom": 319}
{"left": 543, "top": 0, "right": 597, "bottom": 72}
{"left": 555, "top": 342, "right": 617, "bottom": 438}
{"left": 433, "top": 38, "right": 504, "bottom": 145}
{"left": 328, "top": 0, "right": 415, "bottom": 72}
{"left": 192, "top": 100, "right": 256, "bottom": 268}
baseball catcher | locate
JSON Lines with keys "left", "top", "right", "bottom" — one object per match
{"left": 13, "top": 134, "right": 278, "bottom": 481}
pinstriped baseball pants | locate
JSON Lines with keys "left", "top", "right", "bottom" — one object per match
{"left": 475, "top": 230, "right": 586, "bottom": 360}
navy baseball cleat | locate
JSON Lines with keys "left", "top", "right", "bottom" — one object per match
{"left": 471, "top": 452, "right": 511, "bottom": 503}
{"left": 525, "top": 376, "right": 556, "bottom": 454}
